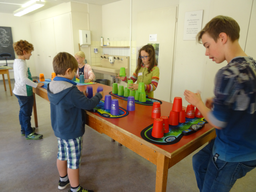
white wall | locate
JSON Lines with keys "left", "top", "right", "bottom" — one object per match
{"left": 135, "top": 6, "right": 177, "bottom": 102}
{"left": 172, "top": 0, "right": 254, "bottom": 106}
{"left": 0, "top": 13, "right": 34, "bottom": 80}
{"left": 245, "top": 0, "right": 256, "bottom": 59}
{"left": 87, "top": 4, "right": 102, "bottom": 67}
{"left": 102, "top": 0, "right": 130, "bottom": 42}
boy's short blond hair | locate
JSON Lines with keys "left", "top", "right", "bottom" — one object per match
{"left": 53, "top": 52, "right": 78, "bottom": 75}
{"left": 13, "top": 40, "right": 34, "bottom": 56}
{"left": 75, "top": 51, "right": 86, "bottom": 59}
{"left": 197, "top": 15, "right": 240, "bottom": 43}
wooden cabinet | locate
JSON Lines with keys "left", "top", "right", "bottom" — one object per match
{"left": 30, "top": 13, "right": 75, "bottom": 78}
{"left": 53, "top": 13, "right": 74, "bottom": 54}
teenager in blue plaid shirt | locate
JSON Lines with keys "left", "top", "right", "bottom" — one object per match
{"left": 47, "top": 52, "right": 102, "bottom": 192}
{"left": 184, "top": 15, "right": 256, "bottom": 192}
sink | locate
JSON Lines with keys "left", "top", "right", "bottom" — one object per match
{"left": 92, "top": 65, "right": 119, "bottom": 76}
{"left": 92, "top": 55, "right": 129, "bottom": 76}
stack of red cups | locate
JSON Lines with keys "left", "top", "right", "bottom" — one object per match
{"left": 169, "top": 97, "right": 185, "bottom": 126}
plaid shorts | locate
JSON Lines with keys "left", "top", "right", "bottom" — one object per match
{"left": 57, "top": 137, "right": 83, "bottom": 169}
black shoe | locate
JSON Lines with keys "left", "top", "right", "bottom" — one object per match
{"left": 58, "top": 179, "right": 70, "bottom": 190}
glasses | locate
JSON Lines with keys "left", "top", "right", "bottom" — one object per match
{"left": 139, "top": 56, "right": 149, "bottom": 59}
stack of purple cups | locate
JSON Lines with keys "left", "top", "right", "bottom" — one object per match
{"left": 127, "top": 96, "right": 135, "bottom": 111}
{"left": 110, "top": 99, "right": 119, "bottom": 116}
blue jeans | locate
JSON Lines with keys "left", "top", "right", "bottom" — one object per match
{"left": 193, "top": 139, "right": 256, "bottom": 192}
{"left": 15, "top": 95, "right": 34, "bottom": 136}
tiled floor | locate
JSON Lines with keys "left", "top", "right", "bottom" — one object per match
{"left": 0, "top": 80, "right": 255, "bottom": 192}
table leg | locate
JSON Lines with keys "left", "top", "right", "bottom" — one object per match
{"left": 155, "top": 153, "right": 169, "bottom": 192}
{"left": 33, "top": 92, "right": 38, "bottom": 128}
{"left": 7, "top": 71, "right": 12, "bottom": 96}
{"left": 2, "top": 74, "right": 6, "bottom": 91}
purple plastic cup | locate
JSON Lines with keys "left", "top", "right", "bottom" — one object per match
{"left": 86, "top": 86, "right": 93, "bottom": 98}
{"left": 110, "top": 99, "right": 119, "bottom": 116}
{"left": 127, "top": 96, "right": 135, "bottom": 111}
{"left": 97, "top": 86, "right": 103, "bottom": 93}
{"left": 104, "top": 95, "right": 112, "bottom": 111}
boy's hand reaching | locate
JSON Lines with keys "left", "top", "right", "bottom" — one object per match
{"left": 83, "top": 90, "right": 88, "bottom": 97}
{"left": 37, "top": 83, "right": 44, "bottom": 88}
{"left": 98, "top": 91, "right": 104, "bottom": 99}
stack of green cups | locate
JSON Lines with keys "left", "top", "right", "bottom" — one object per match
{"left": 127, "top": 80, "right": 133, "bottom": 89}
{"left": 129, "top": 89, "right": 135, "bottom": 97}
{"left": 124, "top": 87, "right": 130, "bottom": 97}
{"left": 112, "top": 83, "right": 118, "bottom": 94}
{"left": 138, "top": 82, "right": 146, "bottom": 102}
{"left": 139, "top": 91, "right": 146, "bottom": 102}
{"left": 119, "top": 67, "right": 126, "bottom": 77}
{"left": 138, "top": 82, "right": 145, "bottom": 93}
{"left": 118, "top": 85, "right": 124, "bottom": 96}
{"left": 135, "top": 90, "right": 140, "bottom": 101}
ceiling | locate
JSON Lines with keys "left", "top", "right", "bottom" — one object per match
{"left": 0, "top": 0, "right": 121, "bottom": 15}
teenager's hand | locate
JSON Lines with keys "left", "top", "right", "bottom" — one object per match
{"left": 184, "top": 90, "right": 202, "bottom": 107}
{"left": 205, "top": 97, "right": 214, "bottom": 109}
{"left": 37, "top": 83, "right": 44, "bottom": 88}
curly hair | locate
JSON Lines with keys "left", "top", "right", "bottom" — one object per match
{"left": 135, "top": 44, "right": 158, "bottom": 75}
{"left": 13, "top": 40, "right": 34, "bottom": 56}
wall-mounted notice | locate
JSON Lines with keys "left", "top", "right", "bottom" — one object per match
{"left": 149, "top": 34, "right": 157, "bottom": 42}
{"left": 183, "top": 10, "right": 203, "bottom": 41}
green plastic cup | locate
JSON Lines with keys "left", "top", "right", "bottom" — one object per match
{"left": 112, "top": 83, "right": 118, "bottom": 94}
{"left": 129, "top": 89, "right": 135, "bottom": 97}
{"left": 118, "top": 85, "right": 124, "bottom": 96}
{"left": 119, "top": 67, "right": 126, "bottom": 77}
{"left": 124, "top": 87, "right": 130, "bottom": 97}
{"left": 139, "top": 91, "right": 146, "bottom": 102}
{"left": 138, "top": 82, "right": 145, "bottom": 93}
{"left": 135, "top": 90, "right": 140, "bottom": 101}
{"left": 127, "top": 80, "right": 133, "bottom": 88}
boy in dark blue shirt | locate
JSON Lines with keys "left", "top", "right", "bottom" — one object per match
{"left": 184, "top": 15, "right": 256, "bottom": 192}
{"left": 47, "top": 52, "right": 102, "bottom": 192}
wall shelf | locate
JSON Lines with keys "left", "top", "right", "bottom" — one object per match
{"left": 101, "top": 46, "right": 130, "bottom": 48}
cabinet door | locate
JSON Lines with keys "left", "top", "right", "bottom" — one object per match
{"left": 41, "top": 18, "right": 56, "bottom": 78}
{"left": 30, "top": 21, "right": 44, "bottom": 76}
{"left": 53, "top": 13, "right": 74, "bottom": 54}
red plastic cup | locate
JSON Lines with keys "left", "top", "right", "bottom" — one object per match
{"left": 161, "top": 116, "right": 169, "bottom": 133}
{"left": 187, "top": 104, "right": 194, "bottom": 111}
{"left": 151, "top": 118, "right": 164, "bottom": 138}
{"left": 172, "top": 97, "right": 182, "bottom": 112}
{"left": 179, "top": 110, "right": 186, "bottom": 123}
{"left": 168, "top": 111, "right": 179, "bottom": 126}
{"left": 186, "top": 104, "right": 195, "bottom": 118}
{"left": 195, "top": 108, "right": 203, "bottom": 118}
{"left": 152, "top": 102, "right": 161, "bottom": 119}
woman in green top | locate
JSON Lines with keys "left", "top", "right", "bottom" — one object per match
{"left": 118, "top": 44, "right": 160, "bottom": 98}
